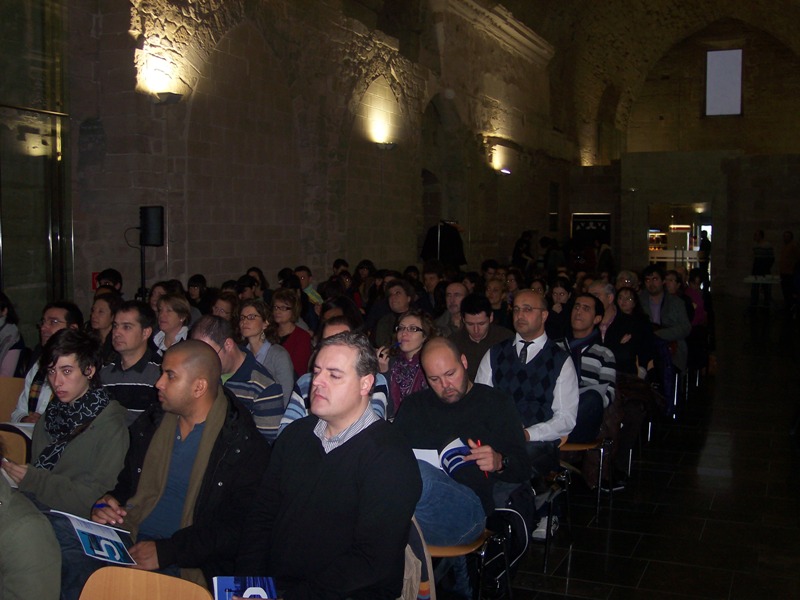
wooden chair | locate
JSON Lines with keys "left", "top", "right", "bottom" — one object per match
{"left": 0, "top": 376, "right": 24, "bottom": 422}
{"left": 427, "top": 529, "right": 512, "bottom": 600}
{"left": 79, "top": 566, "right": 213, "bottom": 600}
{"left": 0, "top": 427, "right": 30, "bottom": 463}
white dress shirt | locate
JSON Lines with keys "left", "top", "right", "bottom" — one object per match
{"left": 476, "top": 332, "right": 579, "bottom": 442}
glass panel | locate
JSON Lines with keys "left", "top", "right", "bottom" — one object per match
{"left": 0, "top": 0, "right": 68, "bottom": 349}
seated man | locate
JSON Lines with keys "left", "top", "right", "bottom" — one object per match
{"left": 54, "top": 341, "right": 271, "bottom": 599}
{"left": 476, "top": 289, "right": 579, "bottom": 539}
{"left": 191, "top": 315, "right": 284, "bottom": 443}
{"left": 278, "top": 315, "right": 387, "bottom": 435}
{"left": 434, "top": 282, "right": 467, "bottom": 338}
{"left": 10, "top": 301, "right": 82, "bottom": 422}
{"left": 449, "top": 293, "right": 513, "bottom": 380}
{"left": 100, "top": 300, "right": 161, "bottom": 424}
{"left": 555, "top": 294, "right": 616, "bottom": 443}
{"left": 236, "top": 332, "right": 421, "bottom": 599}
{"left": 393, "top": 338, "right": 530, "bottom": 545}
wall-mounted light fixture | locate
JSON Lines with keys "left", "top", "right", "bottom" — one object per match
{"left": 376, "top": 142, "right": 396, "bottom": 151}
{"left": 484, "top": 135, "right": 521, "bottom": 175}
{"left": 154, "top": 92, "right": 183, "bottom": 105}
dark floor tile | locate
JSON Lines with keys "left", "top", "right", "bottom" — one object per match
{"left": 637, "top": 561, "right": 733, "bottom": 598}
{"left": 553, "top": 525, "right": 641, "bottom": 558}
{"left": 552, "top": 550, "right": 648, "bottom": 587}
{"left": 601, "top": 510, "right": 704, "bottom": 540}
{"left": 632, "top": 534, "right": 757, "bottom": 571}
{"left": 608, "top": 587, "right": 702, "bottom": 600}
{"left": 729, "top": 572, "right": 800, "bottom": 599}
{"left": 513, "top": 571, "right": 614, "bottom": 599}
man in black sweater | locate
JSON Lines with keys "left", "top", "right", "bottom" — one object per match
{"left": 393, "top": 338, "right": 530, "bottom": 546}
{"left": 236, "top": 332, "right": 421, "bottom": 599}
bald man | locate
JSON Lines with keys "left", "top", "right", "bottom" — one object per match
{"left": 54, "top": 340, "right": 271, "bottom": 600}
{"left": 394, "top": 338, "right": 529, "bottom": 545}
{"left": 476, "top": 289, "right": 579, "bottom": 539}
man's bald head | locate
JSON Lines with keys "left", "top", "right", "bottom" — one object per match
{"left": 164, "top": 339, "right": 221, "bottom": 398}
{"left": 514, "top": 289, "right": 547, "bottom": 310}
{"left": 420, "top": 337, "right": 472, "bottom": 403}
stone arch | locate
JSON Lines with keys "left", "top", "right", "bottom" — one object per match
{"left": 183, "top": 20, "right": 301, "bottom": 284}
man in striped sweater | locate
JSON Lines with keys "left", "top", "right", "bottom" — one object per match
{"left": 555, "top": 293, "right": 616, "bottom": 442}
{"left": 191, "top": 315, "right": 284, "bottom": 443}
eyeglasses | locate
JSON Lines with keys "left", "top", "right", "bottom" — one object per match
{"left": 212, "top": 307, "right": 231, "bottom": 317}
{"left": 239, "top": 314, "right": 261, "bottom": 321}
{"left": 395, "top": 325, "right": 424, "bottom": 333}
{"left": 512, "top": 306, "right": 545, "bottom": 314}
{"left": 38, "top": 318, "right": 66, "bottom": 328}
{"left": 273, "top": 305, "right": 291, "bottom": 312}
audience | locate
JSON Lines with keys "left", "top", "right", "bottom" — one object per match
{"left": 0, "top": 253, "right": 717, "bottom": 598}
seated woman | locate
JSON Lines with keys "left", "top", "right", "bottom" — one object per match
{"left": 272, "top": 288, "right": 312, "bottom": 377}
{"left": 0, "top": 328, "right": 129, "bottom": 517}
{"left": 239, "top": 298, "right": 295, "bottom": 406}
{"left": 88, "top": 291, "right": 122, "bottom": 365}
{"left": 154, "top": 293, "right": 191, "bottom": 356}
{"left": 545, "top": 276, "right": 574, "bottom": 340}
{"left": 0, "top": 291, "right": 23, "bottom": 376}
{"left": 377, "top": 309, "right": 434, "bottom": 418}
{"left": 212, "top": 289, "right": 240, "bottom": 330}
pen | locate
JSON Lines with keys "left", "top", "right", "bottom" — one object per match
{"left": 476, "top": 439, "right": 488, "bottom": 478}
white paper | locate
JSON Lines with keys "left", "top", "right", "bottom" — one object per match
{"left": 50, "top": 510, "right": 136, "bottom": 565}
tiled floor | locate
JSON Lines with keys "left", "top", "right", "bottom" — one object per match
{"left": 509, "top": 296, "right": 800, "bottom": 599}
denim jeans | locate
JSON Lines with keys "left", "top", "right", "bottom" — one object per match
{"left": 49, "top": 513, "right": 180, "bottom": 600}
{"left": 413, "top": 460, "right": 486, "bottom": 546}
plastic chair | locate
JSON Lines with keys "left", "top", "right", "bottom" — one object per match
{"left": 427, "top": 529, "right": 512, "bottom": 600}
{"left": 79, "top": 566, "right": 213, "bottom": 600}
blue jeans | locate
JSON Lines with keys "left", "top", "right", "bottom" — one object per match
{"left": 414, "top": 460, "right": 486, "bottom": 546}
{"left": 49, "top": 513, "right": 180, "bottom": 600}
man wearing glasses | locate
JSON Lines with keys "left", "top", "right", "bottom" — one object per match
{"left": 10, "top": 301, "right": 83, "bottom": 423}
{"left": 476, "top": 289, "right": 578, "bottom": 539}
{"left": 190, "top": 315, "right": 284, "bottom": 443}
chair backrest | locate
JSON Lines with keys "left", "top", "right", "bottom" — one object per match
{"left": 0, "top": 376, "right": 24, "bottom": 422}
{"left": 0, "top": 428, "right": 30, "bottom": 463}
{"left": 79, "top": 566, "right": 213, "bottom": 600}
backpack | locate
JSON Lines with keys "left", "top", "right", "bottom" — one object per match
{"left": 476, "top": 482, "right": 536, "bottom": 594}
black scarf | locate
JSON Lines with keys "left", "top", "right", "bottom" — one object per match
{"left": 34, "top": 386, "right": 111, "bottom": 470}
{"left": 566, "top": 329, "right": 601, "bottom": 381}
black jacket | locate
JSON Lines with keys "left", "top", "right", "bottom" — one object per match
{"left": 111, "top": 387, "right": 271, "bottom": 586}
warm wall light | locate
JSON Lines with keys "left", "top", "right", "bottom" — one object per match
{"left": 358, "top": 76, "right": 402, "bottom": 144}
{"left": 155, "top": 92, "right": 183, "bottom": 105}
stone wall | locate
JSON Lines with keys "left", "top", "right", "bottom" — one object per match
{"left": 63, "top": 0, "right": 562, "bottom": 310}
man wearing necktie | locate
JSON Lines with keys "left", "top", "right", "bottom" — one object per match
{"left": 476, "top": 289, "right": 579, "bottom": 539}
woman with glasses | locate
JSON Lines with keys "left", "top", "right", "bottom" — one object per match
{"left": 271, "top": 288, "right": 312, "bottom": 377}
{"left": 544, "top": 276, "right": 573, "bottom": 340}
{"left": 239, "top": 298, "right": 294, "bottom": 405}
{"left": 613, "top": 286, "right": 656, "bottom": 376}
{"left": 377, "top": 310, "right": 435, "bottom": 417}
{"left": 154, "top": 293, "right": 191, "bottom": 356}
{"left": 0, "top": 329, "right": 128, "bottom": 516}
{"left": 505, "top": 268, "right": 525, "bottom": 303}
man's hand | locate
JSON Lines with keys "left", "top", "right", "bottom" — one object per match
{"left": 523, "top": 427, "right": 531, "bottom": 442}
{"left": 465, "top": 438, "right": 502, "bottom": 472}
{"left": 91, "top": 495, "right": 128, "bottom": 526}
{"left": 129, "top": 541, "right": 159, "bottom": 570}
{"left": 21, "top": 412, "right": 41, "bottom": 424}
{"left": 1, "top": 458, "right": 28, "bottom": 484}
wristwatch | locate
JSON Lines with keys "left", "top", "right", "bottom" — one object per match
{"left": 498, "top": 454, "right": 511, "bottom": 473}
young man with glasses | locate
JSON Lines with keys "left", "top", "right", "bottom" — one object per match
{"left": 10, "top": 301, "right": 83, "bottom": 423}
